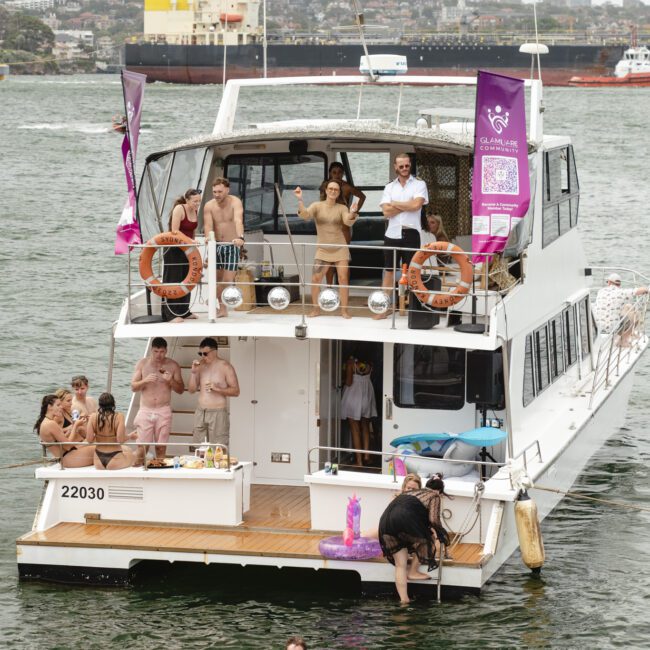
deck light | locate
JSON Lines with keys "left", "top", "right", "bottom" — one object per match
{"left": 318, "top": 288, "right": 340, "bottom": 312}
{"left": 221, "top": 285, "right": 243, "bottom": 309}
{"left": 268, "top": 286, "right": 291, "bottom": 310}
{"left": 368, "top": 290, "right": 390, "bottom": 314}
{"left": 415, "top": 116, "right": 429, "bottom": 129}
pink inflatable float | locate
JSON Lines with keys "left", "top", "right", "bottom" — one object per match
{"left": 319, "top": 494, "right": 382, "bottom": 560}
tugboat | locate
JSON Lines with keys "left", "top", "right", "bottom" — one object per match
{"left": 17, "top": 56, "right": 649, "bottom": 596}
{"left": 569, "top": 45, "right": 650, "bottom": 87}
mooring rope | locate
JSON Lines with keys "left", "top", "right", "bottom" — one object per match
{"left": 532, "top": 484, "right": 650, "bottom": 513}
{"left": 0, "top": 459, "right": 50, "bottom": 470}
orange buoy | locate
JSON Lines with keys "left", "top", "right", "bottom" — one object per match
{"left": 139, "top": 231, "right": 202, "bottom": 300}
{"left": 407, "top": 241, "right": 473, "bottom": 309}
{"left": 220, "top": 13, "right": 243, "bottom": 22}
{"left": 514, "top": 489, "right": 545, "bottom": 571}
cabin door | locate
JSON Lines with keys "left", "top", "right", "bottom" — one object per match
{"left": 231, "top": 337, "right": 311, "bottom": 484}
{"left": 318, "top": 340, "right": 343, "bottom": 465}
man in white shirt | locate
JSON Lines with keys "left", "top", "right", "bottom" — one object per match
{"left": 594, "top": 272, "right": 648, "bottom": 345}
{"left": 376, "top": 153, "right": 429, "bottom": 318}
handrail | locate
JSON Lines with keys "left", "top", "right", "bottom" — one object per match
{"left": 307, "top": 445, "right": 503, "bottom": 482}
{"left": 40, "top": 441, "right": 231, "bottom": 472}
{"left": 509, "top": 439, "right": 542, "bottom": 473}
{"left": 126, "top": 238, "right": 510, "bottom": 324}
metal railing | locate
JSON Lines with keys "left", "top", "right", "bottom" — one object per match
{"left": 41, "top": 441, "right": 231, "bottom": 472}
{"left": 307, "top": 445, "right": 503, "bottom": 482}
{"left": 127, "top": 238, "right": 516, "bottom": 329}
{"left": 588, "top": 267, "right": 649, "bottom": 408}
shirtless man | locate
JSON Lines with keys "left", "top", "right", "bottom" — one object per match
{"left": 131, "top": 337, "right": 184, "bottom": 458}
{"left": 188, "top": 337, "right": 240, "bottom": 450}
{"left": 203, "top": 177, "right": 245, "bottom": 318}
{"left": 70, "top": 375, "right": 98, "bottom": 416}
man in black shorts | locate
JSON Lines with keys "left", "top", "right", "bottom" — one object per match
{"left": 376, "top": 153, "right": 429, "bottom": 319}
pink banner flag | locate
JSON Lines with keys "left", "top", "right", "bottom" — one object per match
{"left": 471, "top": 71, "right": 530, "bottom": 263}
{"left": 115, "top": 70, "right": 147, "bottom": 255}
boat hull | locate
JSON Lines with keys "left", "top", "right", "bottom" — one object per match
{"left": 124, "top": 42, "right": 623, "bottom": 86}
{"left": 569, "top": 72, "right": 650, "bottom": 86}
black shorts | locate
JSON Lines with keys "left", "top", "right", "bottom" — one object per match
{"left": 383, "top": 229, "right": 421, "bottom": 270}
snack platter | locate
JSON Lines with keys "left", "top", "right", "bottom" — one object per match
{"left": 146, "top": 456, "right": 239, "bottom": 470}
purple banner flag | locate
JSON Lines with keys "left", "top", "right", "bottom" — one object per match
{"left": 471, "top": 71, "right": 530, "bottom": 262}
{"left": 115, "top": 70, "right": 147, "bottom": 255}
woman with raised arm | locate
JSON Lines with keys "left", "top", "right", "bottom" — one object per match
{"left": 86, "top": 393, "right": 139, "bottom": 470}
{"left": 162, "top": 188, "right": 201, "bottom": 323}
{"left": 35, "top": 395, "right": 94, "bottom": 468}
{"left": 294, "top": 180, "right": 358, "bottom": 319}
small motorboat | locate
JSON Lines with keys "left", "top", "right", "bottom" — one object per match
{"left": 111, "top": 114, "right": 127, "bottom": 134}
{"left": 569, "top": 45, "right": 650, "bottom": 87}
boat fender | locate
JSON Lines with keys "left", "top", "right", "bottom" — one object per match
{"left": 318, "top": 535, "right": 382, "bottom": 561}
{"left": 407, "top": 242, "right": 473, "bottom": 309}
{"left": 138, "top": 231, "right": 203, "bottom": 300}
{"left": 514, "top": 489, "right": 545, "bottom": 571}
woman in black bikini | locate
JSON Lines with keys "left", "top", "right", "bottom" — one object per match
{"left": 35, "top": 395, "right": 94, "bottom": 468}
{"left": 86, "top": 393, "right": 137, "bottom": 470}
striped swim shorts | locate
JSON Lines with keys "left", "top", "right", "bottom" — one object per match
{"left": 216, "top": 243, "right": 240, "bottom": 272}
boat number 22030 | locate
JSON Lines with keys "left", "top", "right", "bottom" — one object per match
{"left": 61, "top": 485, "right": 105, "bottom": 499}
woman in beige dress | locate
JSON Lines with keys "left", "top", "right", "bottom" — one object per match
{"left": 294, "top": 180, "right": 358, "bottom": 318}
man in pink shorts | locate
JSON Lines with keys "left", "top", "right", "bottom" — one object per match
{"left": 131, "top": 337, "right": 184, "bottom": 459}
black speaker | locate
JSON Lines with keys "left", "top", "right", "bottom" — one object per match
{"left": 408, "top": 275, "right": 441, "bottom": 330}
{"left": 466, "top": 350, "right": 504, "bottom": 407}
{"left": 289, "top": 140, "right": 308, "bottom": 154}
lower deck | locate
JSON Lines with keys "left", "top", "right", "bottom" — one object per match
{"left": 18, "top": 485, "right": 485, "bottom": 568}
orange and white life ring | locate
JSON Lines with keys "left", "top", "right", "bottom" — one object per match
{"left": 139, "top": 231, "right": 203, "bottom": 300}
{"left": 407, "top": 241, "right": 473, "bottom": 309}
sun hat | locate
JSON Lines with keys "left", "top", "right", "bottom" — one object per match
{"left": 607, "top": 272, "right": 622, "bottom": 284}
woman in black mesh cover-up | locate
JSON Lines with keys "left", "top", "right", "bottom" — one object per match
{"left": 378, "top": 477, "right": 449, "bottom": 603}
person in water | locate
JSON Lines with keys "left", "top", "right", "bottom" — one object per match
{"left": 86, "top": 393, "right": 139, "bottom": 470}
{"left": 378, "top": 476, "right": 450, "bottom": 604}
{"left": 162, "top": 188, "right": 201, "bottom": 322}
{"left": 35, "top": 394, "right": 94, "bottom": 468}
{"left": 294, "top": 181, "right": 359, "bottom": 318}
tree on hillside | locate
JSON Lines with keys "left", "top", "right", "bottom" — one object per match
{"left": 2, "top": 12, "right": 54, "bottom": 53}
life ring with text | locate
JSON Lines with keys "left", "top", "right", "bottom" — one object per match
{"left": 139, "top": 231, "right": 203, "bottom": 300}
{"left": 407, "top": 241, "right": 473, "bottom": 309}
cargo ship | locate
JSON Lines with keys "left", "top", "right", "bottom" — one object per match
{"left": 124, "top": 0, "right": 624, "bottom": 85}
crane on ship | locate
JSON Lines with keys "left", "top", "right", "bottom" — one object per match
{"left": 457, "top": 0, "right": 479, "bottom": 38}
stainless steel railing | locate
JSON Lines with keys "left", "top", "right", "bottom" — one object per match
{"left": 126, "top": 238, "right": 515, "bottom": 328}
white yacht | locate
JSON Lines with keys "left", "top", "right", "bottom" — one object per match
{"left": 17, "top": 72, "right": 648, "bottom": 597}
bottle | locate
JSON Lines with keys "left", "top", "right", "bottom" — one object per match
{"left": 205, "top": 446, "right": 214, "bottom": 468}
{"left": 278, "top": 265, "right": 284, "bottom": 281}
{"left": 261, "top": 260, "right": 271, "bottom": 278}
{"left": 173, "top": 456, "right": 180, "bottom": 469}
{"left": 398, "top": 263, "right": 408, "bottom": 316}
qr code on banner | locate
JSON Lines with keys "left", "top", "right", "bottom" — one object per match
{"left": 482, "top": 156, "right": 519, "bottom": 195}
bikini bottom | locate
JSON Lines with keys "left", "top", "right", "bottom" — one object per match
{"left": 96, "top": 449, "right": 123, "bottom": 469}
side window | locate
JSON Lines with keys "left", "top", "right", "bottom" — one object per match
{"left": 523, "top": 334, "right": 536, "bottom": 407}
{"left": 394, "top": 344, "right": 465, "bottom": 410}
{"left": 543, "top": 145, "right": 580, "bottom": 248}
{"left": 534, "top": 325, "right": 550, "bottom": 393}
{"left": 578, "top": 297, "right": 591, "bottom": 360}
{"left": 549, "top": 314, "right": 564, "bottom": 380}
{"left": 227, "top": 156, "right": 275, "bottom": 232}
{"left": 563, "top": 305, "right": 577, "bottom": 368}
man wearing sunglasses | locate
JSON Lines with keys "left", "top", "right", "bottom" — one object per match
{"left": 188, "top": 337, "right": 240, "bottom": 450}
{"left": 376, "top": 152, "right": 429, "bottom": 318}
{"left": 131, "top": 337, "right": 184, "bottom": 459}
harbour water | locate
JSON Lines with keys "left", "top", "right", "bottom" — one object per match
{"left": 1, "top": 76, "right": 649, "bottom": 648}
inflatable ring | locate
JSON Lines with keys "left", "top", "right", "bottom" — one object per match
{"left": 407, "top": 241, "right": 473, "bottom": 309}
{"left": 319, "top": 535, "right": 383, "bottom": 561}
{"left": 139, "top": 231, "right": 203, "bottom": 300}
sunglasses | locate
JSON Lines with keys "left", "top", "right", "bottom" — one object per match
{"left": 397, "top": 164, "right": 411, "bottom": 169}
{"left": 198, "top": 350, "right": 214, "bottom": 357}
